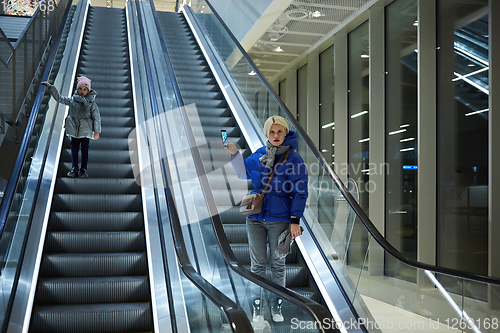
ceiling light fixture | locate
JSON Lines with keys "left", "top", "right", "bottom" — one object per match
{"left": 248, "top": 70, "right": 257, "bottom": 76}
{"left": 351, "top": 111, "right": 368, "bottom": 118}
{"left": 322, "top": 121, "right": 335, "bottom": 128}
{"left": 274, "top": 46, "right": 284, "bottom": 52}
{"left": 465, "top": 108, "right": 489, "bottom": 116}
{"left": 389, "top": 129, "right": 407, "bottom": 135}
{"left": 312, "top": 11, "right": 322, "bottom": 18}
{"left": 361, "top": 54, "right": 369, "bottom": 58}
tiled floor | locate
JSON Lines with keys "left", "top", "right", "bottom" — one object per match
{"left": 361, "top": 296, "right": 461, "bottom": 333}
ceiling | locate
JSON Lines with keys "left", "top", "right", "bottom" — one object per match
{"left": 89, "top": 0, "right": 371, "bottom": 80}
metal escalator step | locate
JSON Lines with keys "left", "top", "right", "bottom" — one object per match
{"left": 95, "top": 127, "right": 134, "bottom": 140}
{"left": 164, "top": 39, "right": 197, "bottom": 47}
{"left": 97, "top": 91, "right": 133, "bottom": 100}
{"left": 176, "top": 76, "right": 215, "bottom": 86}
{"left": 60, "top": 163, "right": 135, "bottom": 178}
{"left": 80, "top": 49, "right": 128, "bottom": 58}
{"left": 49, "top": 212, "right": 143, "bottom": 232}
{"left": 79, "top": 67, "right": 130, "bottom": 76}
{"left": 290, "top": 287, "right": 320, "bottom": 302}
{"left": 101, "top": 116, "right": 135, "bottom": 127}
{"left": 183, "top": 98, "right": 227, "bottom": 109}
{"left": 173, "top": 70, "right": 212, "bottom": 78}
{"left": 46, "top": 231, "right": 145, "bottom": 253}
{"left": 178, "top": 83, "right": 219, "bottom": 93}
{"left": 60, "top": 149, "right": 132, "bottom": 164}
{"left": 63, "top": 138, "right": 132, "bottom": 150}
{"left": 211, "top": 188, "right": 248, "bottom": 207}
{"left": 80, "top": 60, "right": 128, "bottom": 70}
{"left": 52, "top": 194, "right": 141, "bottom": 212}
{"left": 30, "top": 303, "right": 152, "bottom": 333}
{"left": 169, "top": 53, "right": 203, "bottom": 62}
{"left": 37, "top": 276, "right": 150, "bottom": 304}
{"left": 97, "top": 106, "right": 133, "bottom": 117}
{"left": 97, "top": 99, "right": 133, "bottom": 108}
{"left": 218, "top": 206, "right": 246, "bottom": 224}
{"left": 186, "top": 106, "right": 230, "bottom": 117}
{"left": 91, "top": 82, "right": 131, "bottom": 92}
{"left": 56, "top": 178, "right": 139, "bottom": 194}
{"left": 181, "top": 90, "right": 222, "bottom": 100}
{"left": 222, "top": 224, "right": 248, "bottom": 243}
{"left": 40, "top": 252, "right": 148, "bottom": 277}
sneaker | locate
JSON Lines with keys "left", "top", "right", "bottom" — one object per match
{"left": 271, "top": 298, "right": 284, "bottom": 322}
{"left": 67, "top": 168, "right": 78, "bottom": 178}
{"left": 79, "top": 169, "right": 88, "bottom": 178}
{"left": 252, "top": 298, "right": 264, "bottom": 322}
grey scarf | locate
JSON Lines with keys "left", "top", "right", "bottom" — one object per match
{"left": 259, "top": 141, "right": 290, "bottom": 168}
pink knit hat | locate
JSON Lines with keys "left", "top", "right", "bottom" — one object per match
{"left": 76, "top": 76, "right": 91, "bottom": 90}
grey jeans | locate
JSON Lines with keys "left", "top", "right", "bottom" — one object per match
{"left": 246, "top": 217, "right": 290, "bottom": 302}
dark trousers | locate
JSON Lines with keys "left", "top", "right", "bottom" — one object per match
{"left": 71, "top": 137, "right": 90, "bottom": 170}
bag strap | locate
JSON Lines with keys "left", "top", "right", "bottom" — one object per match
{"left": 261, "top": 150, "right": 290, "bottom": 196}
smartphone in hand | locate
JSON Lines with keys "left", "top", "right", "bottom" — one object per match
{"left": 221, "top": 129, "right": 228, "bottom": 147}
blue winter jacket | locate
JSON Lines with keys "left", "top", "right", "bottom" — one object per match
{"left": 231, "top": 130, "right": 308, "bottom": 223}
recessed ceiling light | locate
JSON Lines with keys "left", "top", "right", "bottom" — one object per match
{"left": 312, "top": 11, "right": 321, "bottom": 18}
{"left": 248, "top": 70, "right": 257, "bottom": 76}
{"left": 361, "top": 54, "right": 369, "bottom": 58}
{"left": 274, "top": 46, "right": 284, "bottom": 52}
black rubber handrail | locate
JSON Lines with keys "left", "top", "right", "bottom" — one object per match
{"left": 134, "top": 2, "right": 253, "bottom": 332}
{"left": 0, "top": 0, "right": 73, "bottom": 238}
{"left": 199, "top": 0, "right": 500, "bottom": 287}
{"left": 149, "top": 2, "right": 339, "bottom": 332}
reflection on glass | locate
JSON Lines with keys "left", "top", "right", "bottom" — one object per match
{"left": 319, "top": 46, "right": 334, "bottom": 166}
{"left": 437, "top": 0, "right": 489, "bottom": 279}
{"left": 347, "top": 21, "right": 369, "bottom": 269}
{"left": 385, "top": 0, "right": 418, "bottom": 282}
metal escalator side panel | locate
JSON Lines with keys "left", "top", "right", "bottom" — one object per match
{"left": 125, "top": 1, "right": 182, "bottom": 332}
{"left": 6, "top": 1, "right": 91, "bottom": 332}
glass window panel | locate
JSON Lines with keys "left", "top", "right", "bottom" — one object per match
{"left": 384, "top": 0, "right": 418, "bottom": 282}
{"left": 437, "top": 0, "right": 489, "bottom": 277}
{"left": 347, "top": 21, "right": 369, "bottom": 269}
{"left": 297, "top": 64, "right": 308, "bottom": 158}
{"left": 319, "top": 46, "right": 334, "bottom": 166}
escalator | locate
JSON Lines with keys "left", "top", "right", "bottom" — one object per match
{"left": 28, "top": 6, "right": 153, "bottom": 332}
{"left": 149, "top": 3, "right": 500, "bottom": 333}
{"left": 157, "top": 11, "right": 321, "bottom": 323}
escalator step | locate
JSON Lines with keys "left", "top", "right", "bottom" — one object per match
{"left": 46, "top": 231, "right": 145, "bottom": 253}
{"left": 60, "top": 149, "right": 132, "bottom": 164}
{"left": 59, "top": 162, "right": 135, "bottom": 178}
{"left": 55, "top": 178, "right": 139, "bottom": 194}
{"left": 49, "top": 212, "right": 143, "bottom": 232}
{"left": 37, "top": 276, "right": 150, "bottom": 304}
{"left": 62, "top": 137, "right": 133, "bottom": 151}
{"left": 40, "top": 252, "right": 148, "bottom": 277}
{"left": 30, "top": 303, "right": 152, "bottom": 333}
{"left": 52, "top": 194, "right": 141, "bottom": 212}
